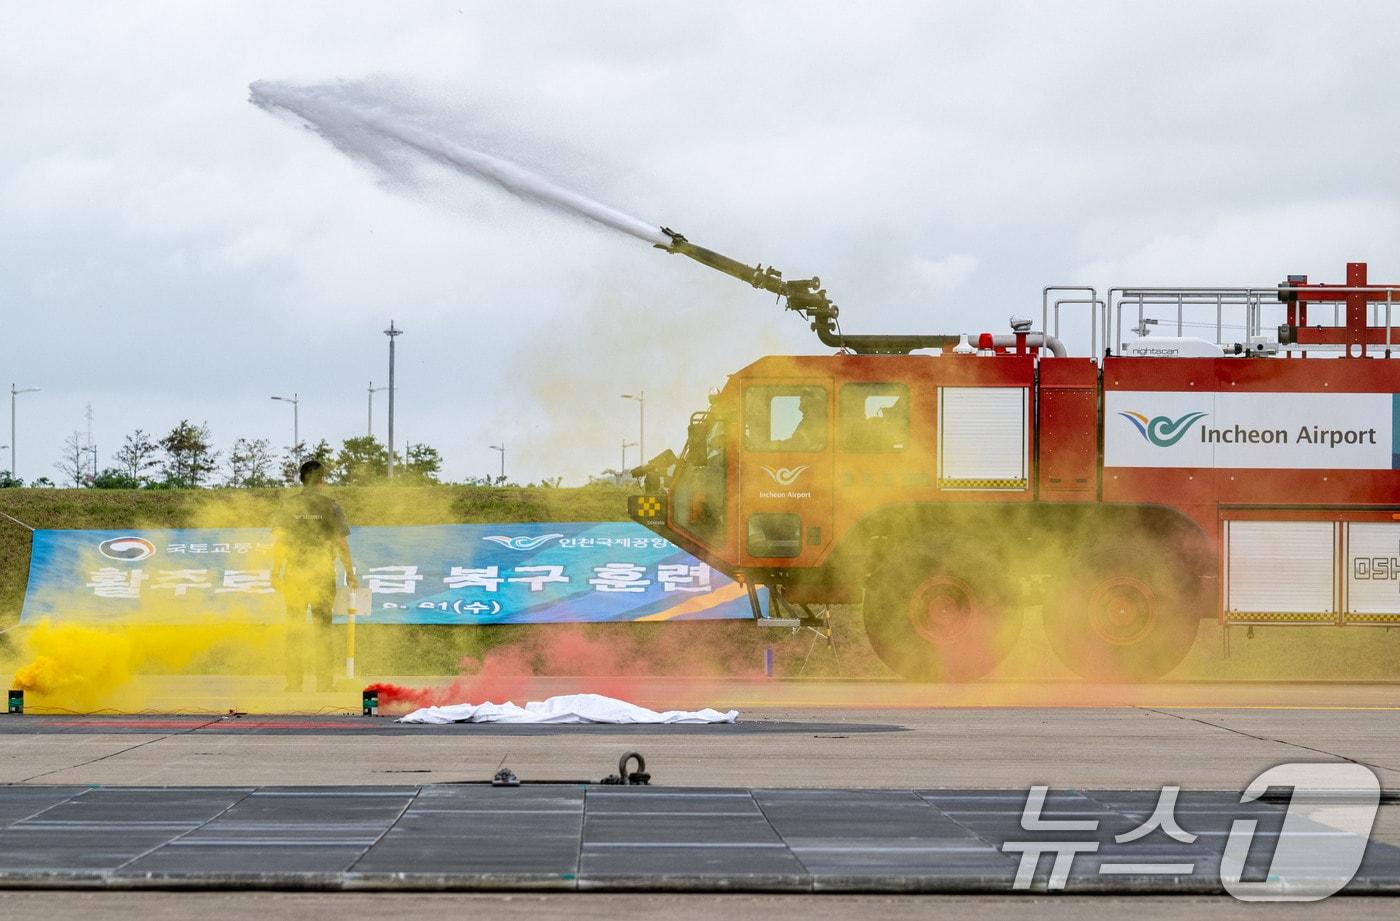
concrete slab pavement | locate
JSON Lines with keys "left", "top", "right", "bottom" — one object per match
{"left": 2, "top": 697, "right": 1396, "bottom": 792}
{"left": 0, "top": 784, "right": 1394, "bottom": 895}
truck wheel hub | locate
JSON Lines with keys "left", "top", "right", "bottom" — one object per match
{"left": 909, "top": 575, "right": 977, "bottom": 643}
{"left": 1088, "top": 577, "right": 1155, "bottom": 646}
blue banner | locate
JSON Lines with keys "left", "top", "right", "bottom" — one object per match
{"left": 21, "top": 523, "right": 757, "bottom": 625}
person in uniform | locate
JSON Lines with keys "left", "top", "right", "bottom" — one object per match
{"left": 272, "top": 459, "right": 357, "bottom": 691}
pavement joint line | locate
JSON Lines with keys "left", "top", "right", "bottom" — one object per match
{"left": 110, "top": 787, "right": 254, "bottom": 875}
{"left": 3, "top": 787, "right": 97, "bottom": 830}
{"left": 14, "top": 716, "right": 229, "bottom": 784}
{"left": 574, "top": 788, "right": 588, "bottom": 890}
{"left": 1139, "top": 706, "right": 1400, "bottom": 774}
{"left": 344, "top": 785, "right": 420, "bottom": 875}
{"left": 2, "top": 792, "right": 94, "bottom": 831}
{"left": 918, "top": 794, "right": 1010, "bottom": 858}
{"left": 749, "top": 787, "right": 810, "bottom": 881}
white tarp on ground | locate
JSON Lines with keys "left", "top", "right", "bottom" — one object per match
{"left": 397, "top": 692, "right": 739, "bottom": 725}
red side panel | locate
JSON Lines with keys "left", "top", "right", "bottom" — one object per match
{"left": 1037, "top": 358, "right": 1098, "bottom": 501}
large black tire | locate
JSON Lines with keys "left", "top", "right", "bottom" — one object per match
{"left": 1042, "top": 542, "right": 1205, "bottom": 681}
{"left": 863, "top": 551, "right": 1022, "bottom": 681}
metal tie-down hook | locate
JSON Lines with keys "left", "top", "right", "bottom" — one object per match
{"left": 602, "top": 751, "right": 651, "bottom": 786}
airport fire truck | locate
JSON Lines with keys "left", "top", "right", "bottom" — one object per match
{"left": 629, "top": 233, "right": 1400, "bottom": 681}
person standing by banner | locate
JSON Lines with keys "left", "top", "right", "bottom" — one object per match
{"left": 272, "top": 459, "right": 357, "bottom": 692}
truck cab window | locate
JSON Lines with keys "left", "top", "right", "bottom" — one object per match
{"left": 744, "top": 386, "right": 827, "bottom": 452}
{"left": 840, "top": 383, "right": 909, "bottom": 452}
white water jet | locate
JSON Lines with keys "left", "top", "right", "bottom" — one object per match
{"left": 249, "top": 80, "right": 669, "bottom": 247}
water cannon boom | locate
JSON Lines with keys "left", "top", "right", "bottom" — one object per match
{"left": 657, "top": 228, "right": 958, "bottom": 354}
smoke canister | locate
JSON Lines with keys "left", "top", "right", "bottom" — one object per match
{"left": 362, "top": 688, "right": 379, "bottom": 717}
{"left": 7, "top": 690, "right": 22, "bottom": 715}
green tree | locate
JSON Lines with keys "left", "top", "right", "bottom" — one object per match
{"left": 113, "top": 430, "right": 160, "bottom": 485}
{"left": 159, "top": 420, "right": 219, "bottom": 488}
{"left": 402, "top": 443, "right": 443, "bottom": 484}
{"left": 227, "top": 437, "right": 279, "bottom": 488}
{"left": 0, "top": 470, "right": 22, "bottom": 488}
{"left": 91, "top": 468, "right": 142, "bottom": 489}
{"left": 464, "top": 473, "right": 512, "bottom": 487}
{"left": 333, "top": 435, "right": 390, "bottom": 484}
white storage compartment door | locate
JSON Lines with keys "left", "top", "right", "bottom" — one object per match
{"left": 937, "top": 386, "right": 1028, "bottom": 490}
{"left": 1225, "top": 521, "right": 1336, "bottom": 616}
{"left": 1345, "top": 522, "right": 1400, "bottom": 618}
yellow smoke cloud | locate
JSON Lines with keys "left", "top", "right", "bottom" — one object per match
{"left": 6, "top": 619, "right": 288, "bottom": 713}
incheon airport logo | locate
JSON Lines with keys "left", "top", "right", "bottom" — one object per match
{"left": 1119, "top": 410, "right": 1209, "bottom": 448}
{"left": 98, "top": 536, "right": 156, "bottom": 562}
{"left": 761, "top": 465, "right": 809, "bottom": 487}
{"left": 481, "top": 533, "right": 564, "bottom": 551}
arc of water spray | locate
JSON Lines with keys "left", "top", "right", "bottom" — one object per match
{"left": 249, "top": 81, "right": 670, "bottom": 247}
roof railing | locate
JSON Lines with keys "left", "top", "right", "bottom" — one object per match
{"left": 1037, "top": 284, "right": 1399, "bottom": 360}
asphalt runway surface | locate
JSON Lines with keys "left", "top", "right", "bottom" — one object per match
{"left": 2, "top": 678, "right": 1397, "bottom": 790}
{"left": 1, "top": 679, "right": 1397, "bottom": 913}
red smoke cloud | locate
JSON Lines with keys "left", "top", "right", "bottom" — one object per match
{"left": 368, "top": 623, "right": 764, "bottom": 713}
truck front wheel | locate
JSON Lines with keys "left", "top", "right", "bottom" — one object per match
{"left": 1042, "top": 545, "right": 1203, "bottom": 681}
{"left": 863, "top": 553, "right": 1022, "bottom": 681}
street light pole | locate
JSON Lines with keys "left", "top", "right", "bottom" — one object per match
{"left": 10, "top": 384, "right": 40, "bottom": 479}
{"left": 488, "top": 443, "right": 505, "bottom": 481}
{"left": 270, "top": 393, "right": 300, "bottom": 462}
{"left": 621, "top": 391, "right": 645, "bottom": 463}
{"left": 367, "top": 381, "right": 388, "bottom": 438}
{"left": 384, "top": 321, "right": 404, "bottom": 478}
{"left": 621, "top": 438, "right": 637, "bottom": 472}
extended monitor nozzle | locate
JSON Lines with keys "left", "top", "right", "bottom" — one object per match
{"left": 655, "top": 227, "right": 956, "bottom": 355}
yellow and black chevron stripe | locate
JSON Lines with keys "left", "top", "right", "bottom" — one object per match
{"left": 1225, "top": 611, "right": 1337, "bottom": 624}
{"left": 937, "top": 477, "right": 1029, "bottom": 490}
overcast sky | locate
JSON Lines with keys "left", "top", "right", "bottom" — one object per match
{"left": 4, "top": 2, "right": 1400, "bottom": 485}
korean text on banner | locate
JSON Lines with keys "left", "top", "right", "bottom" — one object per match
{"left": 21, "top": 522, "right": 756, "bottom": 625}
